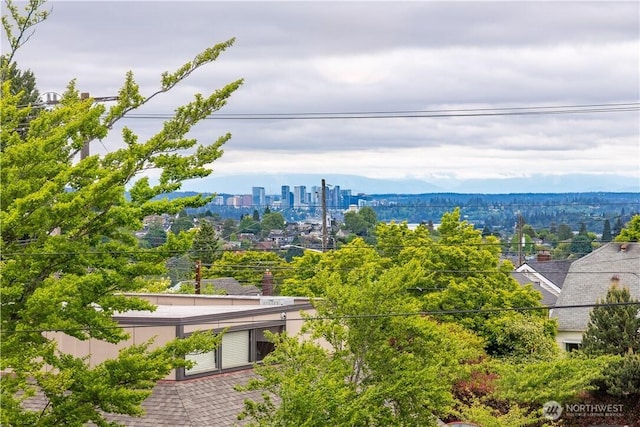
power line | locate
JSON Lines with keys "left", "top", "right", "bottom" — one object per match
{"left": 119, "top": 102, "right": 639, "bottom": 120}
{"left": 3, "top": 301, "right": 638, "bottom": 336}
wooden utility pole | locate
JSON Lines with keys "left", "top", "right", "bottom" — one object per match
{"left": 321, "top": 179, "right": 327, "bottom": 252}
{"left": 195, "top": 260, "right": 202, "bottom": 294}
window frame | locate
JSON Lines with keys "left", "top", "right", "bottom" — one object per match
{"left": 178, "top": 320, "right": 285, "bottom": 380}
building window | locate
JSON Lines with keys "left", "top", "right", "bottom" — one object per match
{"left": 565, "top": 342, "right": 581, "bottom": 352}
{"left": 185, "top": 349, "right": 217, "bottom": 375}
{"left": 182, "top": 324, "right": 284, "bottom": 378}
{"left": 255, "top": 326, "right": 281, "bottom": 361}
{"left": 221, "top": 330, "right": 251, "bottom": 369}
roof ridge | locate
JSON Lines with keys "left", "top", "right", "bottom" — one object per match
{"left": 174, "top": 381, "right": 196, "bottom": 427}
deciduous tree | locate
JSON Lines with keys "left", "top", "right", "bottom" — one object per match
{"left": 0, "top": 1, "right": 241, "bottom": 423}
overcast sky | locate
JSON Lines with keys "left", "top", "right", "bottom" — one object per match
{"left": 6, "top": 1, "right": 640, "bottom": 191}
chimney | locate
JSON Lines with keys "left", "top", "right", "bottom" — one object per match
{"left": 537, "top": 251, "right": 551, "bottom": 262}
{"left": 262, "top": 269, "right": 274, "bottom": 296}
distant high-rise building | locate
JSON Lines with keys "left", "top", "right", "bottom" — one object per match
{"left": 340, "top": 189, "right": 352, "bottom": 209}
{"left": 293, "top": 185, "right": 306, "bottom": 207}
{"left": 252, "top": 187, "right": 266, "bottom": 207}
{"left": 310, "top": 186, "right": 321, "bottom": 207}
{"left": 281, "top": 185, "right": 291, "bottom": 208}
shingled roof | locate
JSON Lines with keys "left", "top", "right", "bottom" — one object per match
{"left": 552, "top": 242, "right": 640, "bottom": 332}
{"left": 22, "top": 369, "right": 265, "bottom": 426}
{"left": 512, "top": 272, "right": 559, "bottom": 306}
{"left": 519, "top": 259, "right": 573, "bottom": 290}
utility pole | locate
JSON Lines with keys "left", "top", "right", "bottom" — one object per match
{"left": 321, "top": 179, "right": 327, "bottom": 252}
{"left": 195, "top": 260, "right": 202, "bottom": 294}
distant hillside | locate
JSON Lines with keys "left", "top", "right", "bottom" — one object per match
{"left": 183, "top": 173, "right": 639, "bottom": 195}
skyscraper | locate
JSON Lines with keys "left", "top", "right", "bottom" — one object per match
{"left": 281, "top": 185, "right": 290, "bottom": 208}
{"left": 293, "top": 185, "right": 306, "bottom": 207}
{"left": 252, "top": 187, "right": 266, "bottom": 207}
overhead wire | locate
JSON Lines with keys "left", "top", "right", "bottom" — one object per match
{"left": 3, "top": 301, "right": 639, "bottom": 336}
{"left": 120, "top": 102, "right": 640, "bottom": 120}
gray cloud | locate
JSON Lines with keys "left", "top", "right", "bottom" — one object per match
{"left": 5, "top": 1, "right": 639, "bottom": 183}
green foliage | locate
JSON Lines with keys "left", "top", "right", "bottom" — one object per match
{"left": 140, "top": 222, "right": 168, "bottom": 248}
{"left": 1, "top": 331, "right": 221, "bottom": 426}
{"left": 454, "top": 399, "right": 542, "bottom": 427}
{"left": 602, "top": 354, "right": 640, "bottom": 397}
{"left": 601, "top": 219, "right": 612, "bottom": 242}
{"left": 615, "top": 214, "right": 640, "bottom": 242}
{"left": 170, "top": 212, "right": 194, "bottom": 233}
{"left": 343, "top": 210, "right": 369, "bottom": 236}
{"left": 0, "top": 1, "right": 241, "bottom": 423}
{"left": 581, "top": 282, "right": 640, "bottom": 356}
{"left": 134, "top": 277, "right": 172, "bottom": 293}
{"left": 190, "top": 220, "right": 221, "bottom": 264}
{"left": 570, "top": 234, "right": 594, "bottom": 257}
{"left": 492, "top": 354, "right": 614, "bottom": 405}
{"left": 240, "top": 256, "right": 486, "bottom": 426}
{"left": 557, "top": 223, "right": 574, "bottom": 240}
{"left": 204, "top": 250, "right": 286, "bottom": 287}
{"left": 239, "top": 214, "right": 261, "bottom": 235}
{"left": 483, "top": 312, "right": 558, "bottom": 361}
{"left": 261, "top": 211, "right": 285, "bottom": 236}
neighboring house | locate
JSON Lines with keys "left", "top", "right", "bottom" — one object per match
{"left": 514, "top": 256, "right": 574, "bottom": 306}
{"left": 552, "top": 242, "right": 640, "bottom": 351}
{"left": 512, "top": 272, "right": 559, "bottom": 306}
{"left": 36, "top": 293, "right": 315, "bottom": 425}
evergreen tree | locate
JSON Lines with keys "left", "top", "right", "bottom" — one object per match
{"left": 581, "top": 282, "right": 640, "bottom": 356}
{"left": 191, "top": 221, "right": 221, "bottom": 265}
{"left": 601, "top": 219, "right": 612, "bottom": 242}
{"left": 613, "top": 217, "right": 624, "bottom": 238}
{"left": 578, "top": 221, "right": 588, "bottom": 236}
{"left": 570, "top": 234, "right": 593, "bottom": 257}
{"left": 557, "top": 223, "right": 574, "bottom": 240}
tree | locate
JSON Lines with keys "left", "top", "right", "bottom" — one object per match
{"left": 170, "top": 210, "right": 194, "bottom": 233}
{"left": 221, "top": 217, "right": 237, "bottom": 239}
{"left": 359, "top": 206, "right": 378, "bottom": 229}
{"left": 570, "top": 234, "right": 593, "bottom": 257}
{"left": 0, "top": 56, "right": 39, "bottom": 106}
{"left": 343, "top": 210, "right": 369, "bottom": 236}
{"left": 613, "top": 217, "right": 624, "bottom": 239}
{"left": 581, "top": 282, "right": 640, "bottom": 356}
{"left": 140, "top": 222, "right": 168, "bottom": 248}
{"left": 239, "top": 214, "right": 261, "bottom": 235}
{"left": 601, "top": 219, "right": 612, "bottom": 243}
{"left": 204, "top": 250, "right": 287, "bottom": 288}
{"left": 615, "top": 214, "right": 640, "bottom": 242}
{"left": 0, "top": 1, "right": 242, "bottom": 423}
{"left": 190, "top": 220, "right": 221, "bottom": 265}
{"left": 261, "top": 211, "right": 285, "bottom": 236}
{"left": 557, "top": 223, "right": 574, "bottom": 240}
{"left": 239, "top": 255, "right": 485, "bottom": 426}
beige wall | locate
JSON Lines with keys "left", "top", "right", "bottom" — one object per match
{"left": 50, "top": 325, "right": 177, "bottom": 380}
{"left": 557, "top": 330, "right": 584, "bottom": 351}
